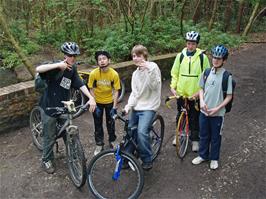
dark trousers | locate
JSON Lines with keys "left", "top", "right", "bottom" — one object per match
{"left": 199, "top": 113, "right": 223, "bottom": 160}
{"left": 176, "top": 98, "right": 200, "bottom": 141}
{"left": 93, "top": 102, "right": 116, "bottom": 146}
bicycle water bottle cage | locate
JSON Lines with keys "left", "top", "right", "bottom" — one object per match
{"left": 62, "top": 100, "right": 76, "bottom": 113}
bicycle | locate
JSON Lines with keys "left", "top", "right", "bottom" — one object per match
{"left": 29, "top": 100, "right": 88, "bottom": 188}
{"left": 86, "top": 111, "right": 165, "bottom": 199}
{"left": 70, "top": 65, "right": 126, "bottom": 116}
{"left": 165, "top": 95, "right": 199, "bottom": 159}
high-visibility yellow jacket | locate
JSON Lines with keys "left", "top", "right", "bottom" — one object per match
{"left": 170, "top": 48, "right": 210, "bottom": 97}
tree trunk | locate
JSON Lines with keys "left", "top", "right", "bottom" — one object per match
{"left": 180, "top": 0, "right": 187, "bottom": 36}
{"left": 243, "top": 2, "right": 260, "bottom": 36}
{"left": 224, "top": 0, "right": 233, "bottom": 32}
{"left": 208, "top": 0, "right": 218, "bottom": 31}
{"left": 236, "top": 0, "right": 245, "bottom": 33}
{"left": 192, "top": 0, "right": 201, "bottom": 24}
{"left": 0, "top": 4, "right": 34, "bottom": 77}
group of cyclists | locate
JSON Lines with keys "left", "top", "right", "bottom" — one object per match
{"left": 36, "top": 30, "right": 233, "bottom": 174}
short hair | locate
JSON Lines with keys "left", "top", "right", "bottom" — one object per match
{"left": 131, "top": 45, "right": 149, "bottom": 60}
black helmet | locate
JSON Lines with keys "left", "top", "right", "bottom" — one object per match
{"left": 95, "top": 50, "right": 111, "bottom": 61}
{"left": 185, "top": 31, "right": 200, "bottom": 43}
{"left": 61, "top": 42, "right": 80, "bottom": 55}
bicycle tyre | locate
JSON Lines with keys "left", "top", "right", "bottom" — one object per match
{"left": 29, "top": 106, "right": 44, "bottom": 151}
{"left": 150, "top": 114, "right": 165, "bottom": 161}
{"left": 176, "top": 112, "right": 189, "bottom": 159}
{"left": 66, "top": 132, "right": 87, "bottom": 188}
{"left": 87, "top": 149, "right": 144, "bottom": 199}
{"left": 117, "top": 79, "right": 126, "bottom": 103}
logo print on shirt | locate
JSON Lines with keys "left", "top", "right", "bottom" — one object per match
{"left": 60, "top": 77, "right": 71, "bottom": 90}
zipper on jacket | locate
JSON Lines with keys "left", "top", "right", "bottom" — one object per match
{"left": 188, "top": 56, "right": 191, "bottom": 74}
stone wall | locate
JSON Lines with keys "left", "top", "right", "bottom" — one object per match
{"left": 0, "top": 53, "right": 176, "bottom": 133}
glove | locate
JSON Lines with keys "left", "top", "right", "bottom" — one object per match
{"left": 110, "top": 108, "right": 117, "bottom": 118}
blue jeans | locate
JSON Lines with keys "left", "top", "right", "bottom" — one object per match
{"left": 199, "top": 113, "right": 224, "bottom": 160}
{"left": 93, "top": 102, "right": 116, "bottom": 146}
{"left": 126, "top": 110, "right": 156, "bottom": 164}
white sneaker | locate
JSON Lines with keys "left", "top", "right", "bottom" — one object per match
{"left": 172, "top": 136, "right": 176, "bottom": 146}
{"left": 94, "top": 146, "right": 103, "bottom": 156}
{"left": 192, "top": 156, "right": 205, "bottom": 165}
{"left": 210, "top": 160, "right": 219, "bottom": 170}
{"left": 192, "top": 141, "right": 199, "bottom": 152}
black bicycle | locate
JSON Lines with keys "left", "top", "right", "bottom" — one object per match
{"left": 29, "top": 100, "right": 87, "bottom": 188}
{"left": 86, "top": 112, "right": 164, "bottom": 199}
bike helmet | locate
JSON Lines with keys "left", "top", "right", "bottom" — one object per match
{"left": 211, "top": 45, "right": 229, "bottom": 60}
{"left": 185, "top": 31, "right": 200, "bottom": 43}
{"left": 95, "top": 50, "right": 111, "bottom": 61}
{"left": 61, "top": 42, "right": 80, "bottom": 55}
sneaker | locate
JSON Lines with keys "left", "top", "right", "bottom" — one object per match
{"left": 42, "top": 160, "right": 55, "bottom": 174}
{"left": 192, "top": 156, "right": 205, "bottom": 165}
{"left": 172, "top": 136, "right": 176, "bottom": 146}
{"left": 94, "top": 145, "right": 103, "bottom": 156}
{"left": 210, "top": 160, "right": 219, "bottom": 170}
{"left": 109, "top": 140, "right": 119, "bottom": 149}
{"left": 142, "top": 162, "right": 153, "bottom": 171}
{"left": 192, "top": 141, "right": 199, "bottom": 152}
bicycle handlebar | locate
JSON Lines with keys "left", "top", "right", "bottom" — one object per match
{"left": 47, "top": 104, "right": 89, "bottom": 117}
{"left": 112, "top": 111, "right": 127, "bottom": 123}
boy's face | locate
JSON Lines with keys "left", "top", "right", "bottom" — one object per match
{"left": 64, "top": 54, "right": 76, "bottom": 65}
{"left": 132, "top": 53, "right": 145, "bottom": 65}
{"left": 186, "top": 41, "right": 197, "bottom": 52}
{"left": 97, "top": 55, "right": 110, "bottom": 68}
{"left": 212, "top": 57, "right": 225, "bottom": 68}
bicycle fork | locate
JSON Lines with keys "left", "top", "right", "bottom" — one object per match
{"left": 112, "top": 145, "right": 123, "bottom": 181}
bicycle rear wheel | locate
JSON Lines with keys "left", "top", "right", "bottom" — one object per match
{"left": 29, "top": 106, "right": 44, "bottom": 151}
{"left": 150, "top": 114, "right": 165, "bottom": 161}
{"left": 66, "top": 132, "right": 86, "bottom": 188}
{"left": 176, "top": 112, "right": 189, "bottom": 159}
{"left": 117, "top": 79, "right": 126, "bottom": 103}
{"left": 70, "top": 88, "right": 86, "bottom": 118}
{"left": 87, "top": 149, "right": 144, "bottom": 199}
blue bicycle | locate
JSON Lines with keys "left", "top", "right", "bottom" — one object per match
{"left": 86, "top": 112, "right": 164, "bottom": 199}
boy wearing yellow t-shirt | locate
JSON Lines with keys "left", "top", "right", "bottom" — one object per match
{"left": 88, "top": 51, "right": 121, "bottom": 156}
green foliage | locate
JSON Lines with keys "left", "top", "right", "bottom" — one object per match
{"left": 1, "top": 51, "right": 21, "bottom": 69}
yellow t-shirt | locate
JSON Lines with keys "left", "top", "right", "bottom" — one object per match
{"left": 88, "top": 67, "right": 121, "bottom": 104}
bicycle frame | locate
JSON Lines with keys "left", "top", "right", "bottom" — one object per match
{"left": 177, "top": 100, "right": 190, "bottom": 137}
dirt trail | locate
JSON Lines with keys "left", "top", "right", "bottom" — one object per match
{"left": 0, "top": 44, "right": 265, "bottom": 199}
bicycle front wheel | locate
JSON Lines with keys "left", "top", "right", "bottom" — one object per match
{"left": 87, "top": 149, "right": 144, "bottom": 199}
{"left": 150, "top": 114, "right": 165, "bottom": 161}
{"left": 29, "top": 106, "right": 44, "bottom": 151}
{"left": 66, "top": 132, "right": 86, "bottom": 188}
{"left": 176, "top": 112, "right": 189, "bottom": 159}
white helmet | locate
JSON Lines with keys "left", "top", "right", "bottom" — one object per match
{"left": 185, "top": 31, "right": 200, "bottom": 43}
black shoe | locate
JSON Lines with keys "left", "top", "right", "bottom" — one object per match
{"left": 42, "top": 160, "right": 55, "bottom": 174}
{"left": 142, "top": 162, "right": 153, "bottom": 171}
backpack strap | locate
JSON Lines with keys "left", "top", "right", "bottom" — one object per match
{"left": 199, "top": 53, "right": 204, "bottom": 72}
{"left": 203, "top": 68, "right": 211, "bottom": 87}
{"left": 179, "top": 53, "right": 184, "bottom": 65}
